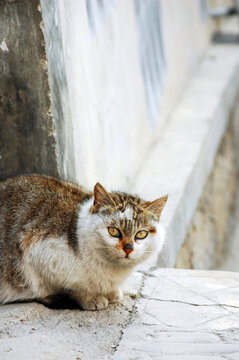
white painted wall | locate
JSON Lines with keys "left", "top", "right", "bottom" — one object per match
{"left": 57, "top": 1, "right": 150, "bottom": 190}
{"left": 40, "top": 0, "right": 210, "bottom": 192}
{"left": 159, "top": 0, "right": 210, "bottom": 128}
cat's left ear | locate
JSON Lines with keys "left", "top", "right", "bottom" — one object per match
{"left": 91, "top": 182, "right": 116, "bottom": 213}
{"left": 144, "top": 195, "right": 168, "bottom": 219}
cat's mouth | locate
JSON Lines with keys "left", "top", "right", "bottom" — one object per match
{"left": 123, "top": 253, "right": 133, "bottom": 261}
{"left": 118, "top": 253, "right": 131, "bottom": 261}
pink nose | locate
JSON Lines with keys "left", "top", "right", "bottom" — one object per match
{"left": 123, "top": 243, "right": 133, "bottom": 255}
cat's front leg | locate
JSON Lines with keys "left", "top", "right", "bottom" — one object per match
{"left": 72, "top": 293, "right": 109, "bottom": 311}
{"left": 106, "top": 289, "right": 122, "bottom": 304}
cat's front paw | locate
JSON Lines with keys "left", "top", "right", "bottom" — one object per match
{"left": 78, "top": 295, "right": 109, "bottom": 311}
{"left": 107, "top": 289, "right": 122, "bottom": 304}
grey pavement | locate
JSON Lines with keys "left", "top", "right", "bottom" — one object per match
{"left": 114, "top": 268, "right": 239, "bottom": 360}
{"left": 1, "top": 268, "right": 239, "bottom": 359}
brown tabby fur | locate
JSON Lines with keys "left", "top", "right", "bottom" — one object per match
{"left": 0, "top": 174, "right": 167, "bottom": 310}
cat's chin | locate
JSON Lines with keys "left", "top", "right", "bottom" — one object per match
{"left": 120, "top": 256, "right": 131, "bottom": 261}
{"left": 117, "top": 255, "right": 137, "bottom": 266}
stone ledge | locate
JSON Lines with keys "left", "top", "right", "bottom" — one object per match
{"left": 1, "top": 268, "right": 239, "bottom": 359}
{"left": 0, "top": 271, "right": 144, "bottom": 360}
{"left": 175, "top": 102, "right": 239, "bottom": 270}
{"left": 130, "top": 44, "right": 239, "bottom": 267}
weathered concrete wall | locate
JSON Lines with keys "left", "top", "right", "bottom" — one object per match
{"left": 175, "top": 98, "right": 239, "bottom": 269}
{"left": 39, "top": 1, "right": 75, "bottom": 182}
{"left": 40, "top": 0, "right": 210, "bottom": 190}
{"left": 0, "top": 0, "right": 210, "bottom": 186}
{"left": 0, "top": 0, "right": 58, "bottom": 180}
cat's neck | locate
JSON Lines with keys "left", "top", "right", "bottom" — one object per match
{"left": 76, "top": 198, "right": 105, "bottom": 256}
{"left": 76, "top": 198, "right": 101, "bottom": 237}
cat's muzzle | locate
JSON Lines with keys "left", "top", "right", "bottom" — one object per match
{"left": 123, "top": 243, "right": 133, "bottom": 257}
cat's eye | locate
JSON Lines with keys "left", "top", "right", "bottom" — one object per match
{"left": 135, "top": 230, "right": 148, "bottom": 240}
{"left": 108, "top": 227, "right": 121, "bottom": 238}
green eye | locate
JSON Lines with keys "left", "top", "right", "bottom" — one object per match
{"left": 108, "top": 227, "right": 121, "bottom": 238}
{"left": 135, "top": 230, "right": 148, "bottom": 240}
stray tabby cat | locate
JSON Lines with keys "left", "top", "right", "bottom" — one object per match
{"left": 0, "top": 175, "right": 167, "bottom": 310}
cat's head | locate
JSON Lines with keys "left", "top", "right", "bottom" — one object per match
{"left": 82, "top": 183, "right": 168, "bottom": 267}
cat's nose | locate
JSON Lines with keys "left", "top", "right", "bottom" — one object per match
{"left": 123, "top": 243, "right": 133, "bottom": 255}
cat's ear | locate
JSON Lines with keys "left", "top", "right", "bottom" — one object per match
{"left": 91, "top": 183, "right": 116, "bottom": 213}
{"left": 144, "top": 195, "right": 168, "bottom": 219}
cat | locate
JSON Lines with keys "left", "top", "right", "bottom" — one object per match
{"left": 0, "top": 174, "right": 168, "bottom": 310}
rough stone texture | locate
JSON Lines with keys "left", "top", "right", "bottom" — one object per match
{"left": 0, "top": 272, "right": 143, "bottom": 360}
{"left": 0, "top": 0, "right": 58, "bottom": 180}
{"left": 1, "top": 268, "right": 239, "bottom": 360}
{"left": 175, "top": 100, "right": 239, "bottom": 270}
{"left": 40, "top": 0, "right": 75, "bottom": 182}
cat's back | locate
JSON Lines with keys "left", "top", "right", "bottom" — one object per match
{"left": 0, "top": 174, "right": 91, "bottom": 209}
{"left": 0, "top": 174, "right": 92, "bottom": 244}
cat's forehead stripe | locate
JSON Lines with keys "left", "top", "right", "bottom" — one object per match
{"left": 115, "top": 206, "right": 133, "bottom": 221}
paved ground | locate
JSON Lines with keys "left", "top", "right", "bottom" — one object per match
{"left": 1, "top": 268, "right": 239, "bottom": 359}
{"left": 114, "top": 268, "right": 239, "bottom": 360}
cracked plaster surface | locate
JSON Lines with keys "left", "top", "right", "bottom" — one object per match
{"left": 1, "top": 268, "right": 239, "bottom": 359}
{"left": 114, "top": 268, "right": 239, "bottom": 360}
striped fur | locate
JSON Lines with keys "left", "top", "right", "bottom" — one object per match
{"left": 0, "top": 175, "right": 167, "bottom": 310}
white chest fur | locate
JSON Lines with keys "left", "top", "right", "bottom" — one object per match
{"left": 23, "top": 235, "right": 131, "bottom": 297}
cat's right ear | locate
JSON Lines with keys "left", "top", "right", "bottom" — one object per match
{"left": 91, "top": 183, "right": 116, "bottom": 213}
{"left": 143, "top": 194, "right": 168, "bottom": 220}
